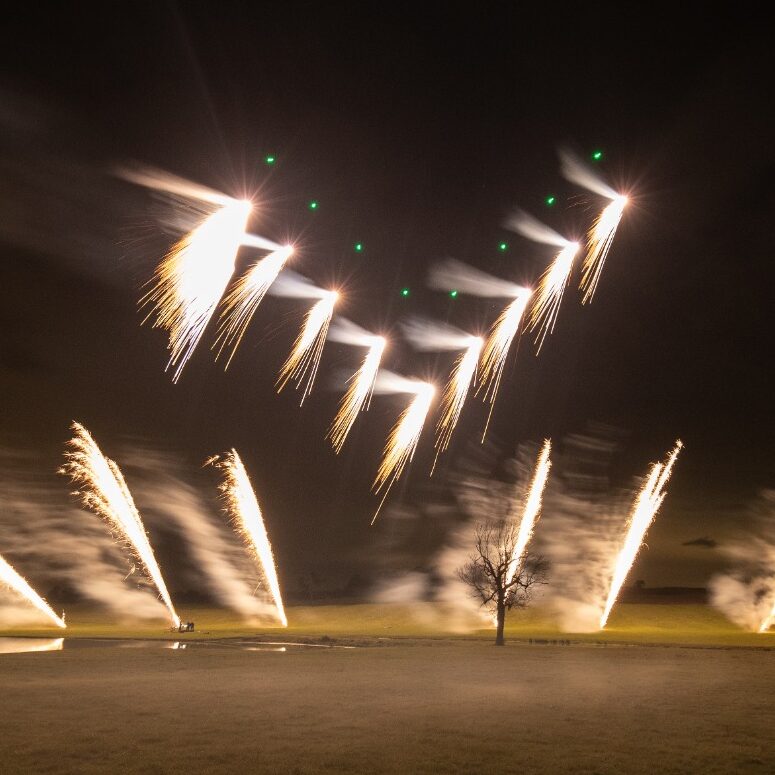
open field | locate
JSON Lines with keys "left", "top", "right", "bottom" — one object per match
{"left": 1, "top": 602, "right": 774, "bottom": 648}
{"left": 1, "top": 638, "right": 774, "bottom": 774}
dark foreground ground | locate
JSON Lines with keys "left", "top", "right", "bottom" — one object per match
{"left": 1, "top": 640, "right": 773, "bottom": 774}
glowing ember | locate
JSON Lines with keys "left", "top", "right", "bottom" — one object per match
{"left": 61, "top": 422, "right": 180, "bottom": 628}
{"left": 0, "top": 553, "right": 66, "bottom": 628}
{"left": 277, "top": 291, "right": 338, "bottom": 403}
{"left": 211, "top": 450, "right": 287, "bottom": 626}
{"left": 600, "top": 440, "right": 683, "bottom": 628}
{"left": 329, "top": 336, "right": 386, "bottom": 453}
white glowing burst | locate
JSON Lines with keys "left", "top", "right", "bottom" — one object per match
{"left": 329, "top": 336, "right": 386, "bottom": 453}
{"left": 0, "top": 553, "right": 66, "bottom": 628}
{"left": 213, "top": 450, "right": 287, "bottom": 626}
{"left": 277, "top": 291, "right": 338, "bottom": 403}
{"left": 142, "top": 199, "right": 252, "bottom": 382}
{"left": 372, "top": 382, "right": 435, "bottom": 524}
{"left": 478, "top": 288, "right": 533, "bottom": 438}
{"left": 505, "top": 440, "right": 552, "bottom": 587}
{"left": 435, "top": 337, "right": 483, "bottom": 465}
{"left": 61, "top": 422, "right": 180, "bottom": 628}
{"left": 528, "top": 242, "right": 580, "bottom": 351}
{"left": 215, "top": 245, "right": 294, "bottom": 367}
{"left": 600, "top": 440, "right": 683, "bottom": 628}
{"left": 580, "top": 195, "right": 627, "bottom": 304}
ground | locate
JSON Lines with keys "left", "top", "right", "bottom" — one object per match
{"left": 1, "top": 605, "right": 774, "bottom": 773}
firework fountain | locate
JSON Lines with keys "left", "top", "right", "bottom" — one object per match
{"left": 0, "top": 552, "right": 66, "bottom": 628}
{"left": 210, "top": 450, "right": 287, "bottom": 626}
{"left": 599, "top": 440, "right": 683, "bottom": 628}
{"left": 61, "top": 422, "right": 180, "bottom": 628}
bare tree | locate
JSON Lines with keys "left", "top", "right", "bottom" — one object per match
{"left": 458, "top": 521, "right": 547, "bottom": 645}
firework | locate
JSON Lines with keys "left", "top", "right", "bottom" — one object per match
{"left": 372, "top": 375, "right": 435, "bottom": 524}
{"left": 328, "top": 335, "right": 386, "bottom": 453}
{"left": 276, "top": 290, "right": 338, "bottom": 403}
{"left": 211, "top": 450, "right": 286, "bottom": 626}
{"left": 434, "top": 337, "right": 482, "bottom": 464}
{"left": 559, "top": 148, "right": 627, "bottom": 304}
{"left": 0, "top": 552, "right": 66, "bottom": 628}
{"left": 61, "top": 422, "right": 180, "bottom": 628}
{"left": 600, "top": 440, "right": 683, "bottom": 628}
{"left": 759, "top": 606, "right": 775, "bottom": 633}
{"left": 478, "top": 288, "right": 533, "bottom": 437}
{"left": 505, "top": 440, "right": 552, "bottom": 587}
{"left": 215, "top": 245, "right": 294, "bottom": 367}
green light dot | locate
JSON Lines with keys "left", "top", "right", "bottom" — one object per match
{"left": 401, "top": 288, "right": 410, "bottom": 297}
{"left": 354, "top": 242, "right": 363, "bottom": 252}
{"left": 592, "top": 150, "right": 603, "bottom": 161}
{"left": 265, "top": 155, "right": 276, "bottom": 165}
{"left": 498, "top": 242, "right": 508, "bottom": 252}
{"left": 308, "top": 200, "right": 318, "bottom": 210}
{"left": 545, "top": 195, "right": 556, "bottom": 206}
{"left": 449, "top": 290, "right": 458, "bottom": 298}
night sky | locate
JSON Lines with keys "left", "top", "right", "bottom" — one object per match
{"left": 1, "top": 5, "right": 772, "bottom": 594}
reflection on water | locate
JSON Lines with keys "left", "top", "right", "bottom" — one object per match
{"left": 0, "top": 637, "right": 354, "bottom": 654}
{"left": 0, "top": 637, "right": 64, "bottom": 654}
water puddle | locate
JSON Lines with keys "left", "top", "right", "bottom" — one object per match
{"left": 0, "top": 636, "right": 356, "bottom": 655}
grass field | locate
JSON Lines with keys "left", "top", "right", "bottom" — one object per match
{"left": 1, "top": 602, "right": 774, "bottom": 648}
{"left": 1, "top": 638, "right": 774, "bottom": 773}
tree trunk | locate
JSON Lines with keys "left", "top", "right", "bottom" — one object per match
{"left": 495, "top": 599, "right": 506, "bottom": 646}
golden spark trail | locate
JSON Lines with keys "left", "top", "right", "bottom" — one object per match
{"left": 600, "top": 440, "right": 683, "bottom": 628}
{"left": 276, "top": 291, "right": 338, "bottom": 403}
{"left": 142, "top": 198, "right": 252, "bottom": 382}
{"left": 61, "top": 422, "right": 180, "bottom": 628}
{"left": 372, "top": 382, "right": 435, "bottom": 524}
{"left": 528, "top": 242, "right": 580, "bottom": 351}
{"left": 328, "top": 336, "right": 386, "bottom": 452}
{"left": 212, "top": 450, "right": 287, "bottom": 626}
{"left": 758, "top": 603, "right": 775, "bottom": 633}
{"left": 505, "top": 440, "right": 552, "bottom": 587}
{"left": 215, "top": 245, "right": 294, "bottom": 367}
{"left": 478, "top": 288, "right": 533, "bottom": 439}
{"left": 434, "top": 337, "right": 483, "bottom": 466}
{"left": 580, "top": 195, "right": 627, "bottom": 304}
{"left": 0, "top": 553, "right": 66, "bottom": 628}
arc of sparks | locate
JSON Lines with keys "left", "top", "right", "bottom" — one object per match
{"left": 434, "top": 336, "right": 483, "bottom": 469}
{"left": 528, "top": 242, "right": 580, "bottom": 351}
{"left": 579, "top": 195, "right": 627, "bottom": 304}
{"left": 328, "top": 336, "right": 386, "bottom": 453}
{"left": 276, "top": 291, "right": 338, "bottom": 403}
{"left": 600, "top": 440, "right": 683, "bottom": 629}
{"left": 372, "top": 381, "right": 435, "bottom": 524}
{"left": 141, "top": 198, "right": 253, "bottom": 382}
{"left": 0, "top": 553, "right": 66, "bottom": 628}
{"left": 477, "top": 288, "right": 533, "bottom": 439}
{"left": 215, "top": 245, "right": 294, "bottom": 367}
{"left": 211, "top": 450, "right": 287, "bottom": 626}
{"left": 60, "top": 422, "right": 180, "bottom": 628}
{"left": 505, "top": 440, "right": 552, "bottom": 587}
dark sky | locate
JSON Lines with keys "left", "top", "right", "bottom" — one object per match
{"left": 0, "top": 4, "right": 772, "bottom": 591}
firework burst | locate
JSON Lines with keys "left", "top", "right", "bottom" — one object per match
{"left": 211, "top": 450, "right": 286, "bottom": 626}
{"left": 600, "top": 440, "right": 683, "bottom": 628}
{"left": 328, "top": 335, "right": 386, "bottom": 453}
{"left": 276, "top": 290, "right": 338, "bottom": 403}
{"left": 372, "top": 376, "right": 435, "bottom": 524}
{"left": 0, "top": 553, "right": 66, "bottom": 628}
{"left": 215, "top": 245, "right": 294, "bottom": 367}
{"left": 61, "top": 422, "right": 180, "bottom": 628}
